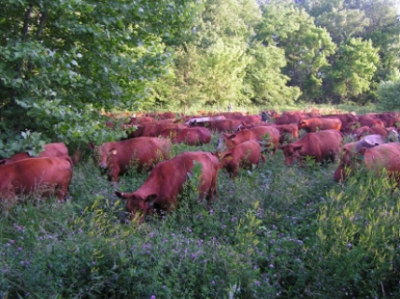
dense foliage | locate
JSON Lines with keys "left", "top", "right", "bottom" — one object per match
{"left": 1, "top": 134, "right": 400, "bottom": 298}
{"left": 1, "top": 0, "right": 399, "bottom": 153}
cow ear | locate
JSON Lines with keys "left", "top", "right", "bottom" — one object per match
{"left": 115, "top": 191, "right": 128, "bottom": 200}
{"left": 88, "top": 143, "right": 95, "bottom": 150}
{"left": 221, "top": 152, "right": 232, "bottom": 160}
{"left": 210, "top": 151, "right": 220, "bottom": 158}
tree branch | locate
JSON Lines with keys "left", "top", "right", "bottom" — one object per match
{"left": 36, "top": 11, "right": 47, "bottom": 39}
{"left": 22, "top": 4, "right": 33, "bottom": 40}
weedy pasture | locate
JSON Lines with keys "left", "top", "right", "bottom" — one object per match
{"left": 1, "top": 132, "right": 400, "bottom": 298}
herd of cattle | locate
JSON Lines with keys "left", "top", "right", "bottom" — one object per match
{"left": 1, "top": 109, "right": 400, "bottom": 221}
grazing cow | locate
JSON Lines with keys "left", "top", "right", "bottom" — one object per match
{"left": 352, "top": 126, "right": 388, "bottom": 140}
{"left": 88, "top": 137, "right": 171, "bottom": 182}
{"left": 279, "top": 130, "right": 343, "bottom": 166}
{"left": 217, "top": 140, "right": 266, "bottom": 177}
{"left": 160, "top": 127, "right": 211, "bottom": 145}
{"left": 0, "top": 143, "right": 70, "bottom": 165}
{"left": 209, "top": 119, "right": 244, "bottom": 132}
{"left": 358, "top": 115, "right": 385, "bottom": 128}
{"left": 218, "top": 126, "right": 280, "bottom": 152}
{"left": 274, "top": 111, "right": 307, "bottom": 125}
{"left": 239, "top": 114, "right": 262, "bottom": 124}
{"left": 274, "top": 124, "right": 299, "bottom": 143}
{"left": 298, "top": 117, "right": 342, "bottom": 133}
{"left": 321, "top": 113, "right": 358, "bottom": 129}
{"left": 216, "top": 112, "right": 243, "bottom": 119}
{"left": 333, "top": 143, "right": 400, "bottom": 183}
{"left": 115, "top": 151, "right": 219, "bottom": 222}
{"left": 0, "top": 157, "right": 74, "bottom": 210}
{"left": 361, "top": 112, "right": 400, "bottom": 127}
{"left": 128, "top": 123, "right": 187, "bottom": 138}
{"left": 236, "top": 123, "right": 298, "bottom": 144}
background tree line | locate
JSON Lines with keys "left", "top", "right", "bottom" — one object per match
{"left": 0, "top": 0, "right": 399, "bottom": 153}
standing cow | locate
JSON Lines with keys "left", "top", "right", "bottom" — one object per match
{"left": 333, "top": 142, "right": 400, "bottom": 182}
{"left": 216, "top": 140, "right": 266, "bottom": 177}
{"left": 0, "top": 157, "right": 74, "bottom": 210}
{"left": 279, "top": 130, "right": 343, "bottom": 166}
{"left": 218, "top": 126, "right": 280, "bottom": 153}
{"left": 115, "top": 151, "right": 219, "bottom": 222}
{"left": 160, "top": 127, "right": 211, "bottom": 145}
{"left": 0, "top": 142, "right": 70, "bottom": 165}
{"left": 89, "top": 137, "right": 171, "bottom": 182}
{"left": 298, "top": 118, "right": 342, "bottom": 133}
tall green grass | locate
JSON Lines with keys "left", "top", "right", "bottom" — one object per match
{"left": 1, "top": 134, "right": 400, "bottom": 298}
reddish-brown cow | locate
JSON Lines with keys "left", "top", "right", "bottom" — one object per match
{"left": 0, "top": 157, "right": 74, "bottom": 210}
{"left": 206, "top": 119, "right": 243, "bottom": 132}
{"left": 352, "top": 126, "right": 388, "bottom": 140}
{"left": 236, "top": 123, "right": 298, "bottom": 144}
{"left": 89, "top": 137, "right": 171, "bottom": 182}
{"left": 274, "top": 111, "right": 307, "bottom": 125}
{"left": 0, "top": 143, "right": 70, "bottom": 165}
{"left": 217, "top": 140, "right": 266, "bottom": 177}
{"left": 299, "top": 118, "right": 342, "bottom": 133}
{"left": 333, "top": 143, "right": 400, "bottom": 182}
{"left": 279, "top": 130, "right": 343, "bottom": 166}
{"left": 216, "top": 112, "right": 243, "bottom": 119}
{"left": 160, "top": 127, "right": 211, "bottom": 145}
{"left": 357, "top": 115, "right": 385, "bottom": 128}
{"left": 218, "top": 126, "right": 280, "bottom": 152}
{"left": 321, "top": 113, "right": 358, "bottom": 129}
{"left": 129, "top": 123, "right": 187, "bottom": 138}
{"left": 239, "top": 115, "right": 262, "bottom": 124}
{"left": 115, "top": 151, "right": 219, "bottom": 222}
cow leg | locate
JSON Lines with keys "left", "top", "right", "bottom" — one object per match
{"left": 56, "top": 182, "right": 69, "bottom": 202}
{"left": 108, "top": 165, "right": 121, "bottom": 182}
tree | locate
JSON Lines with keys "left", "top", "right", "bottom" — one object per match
{"left": 152, "top": 0, "right": 263, "bottom": 110}
{"left": 377, "top": 70, "right": 400, "bottom": 110}
{"left": 298, "top": 0, "right": 400, "bottom": 103}
{"left": 243, "top": 42, "right": 301, "bottom": 105}
{"left": 257, "top": 0, "right": 336, "bottom": 102}
{"left": 0, "top": 0, "right": 199, "bottom": 155}
{"left": 327, "top": 38, "right": 379, "bottom": 102}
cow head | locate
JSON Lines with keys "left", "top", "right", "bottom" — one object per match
{"left": 115, "top": 191, "right": 157, "bottom": 221}
{"left": 218, "top": 151, "right": 234, "bottom": 170}
{"left": 279, "top": 144, "right": 303, "bottom": 166}
{"left": 333, "top": 146, "right": 365, "bottom": 182}
{"left": 89, "top": 143, "right": 117, "bottom": 170}
{"left": 217, "top": 133, "right": 234, "bottom": 151}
